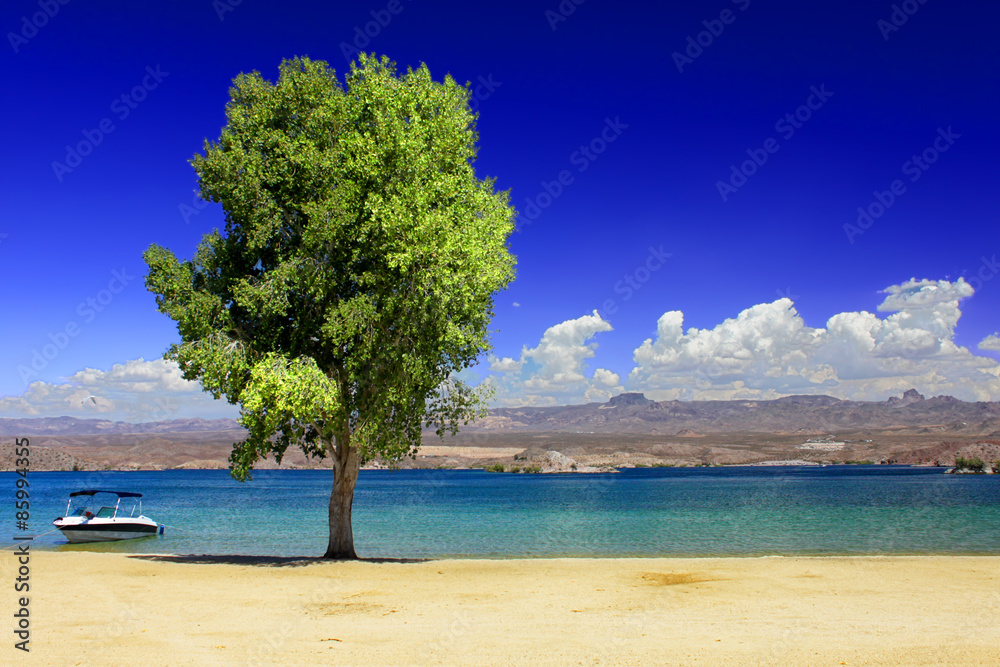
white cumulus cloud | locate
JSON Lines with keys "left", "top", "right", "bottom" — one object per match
{"left": 593, "top": 368, "right": 621, "bottom": 387}
{"left": 627, "top": 278, "right": 1000, "bottom": 402}
{"left": 0, "top": 358, "right": 238, "bottom": 422}
{"left": 980, "top": 334, "right": 1000, "bottom": 352}
{"left": 486, "top": 311, "right": 623, "bottom": 406}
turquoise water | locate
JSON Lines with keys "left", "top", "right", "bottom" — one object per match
{"left": 4, "top": 466, "right": 998, "bottom": 558}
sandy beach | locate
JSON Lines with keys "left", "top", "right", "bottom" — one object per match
{"left": 6, "top": 553, "right": 999, "bottom": 666}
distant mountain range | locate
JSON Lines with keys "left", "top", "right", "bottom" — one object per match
{"left": 3, "top": 389, "right": 999, "bottom": 438}
{"left": 0, "top": 416, "right": 241, "bottom": 436}
{"left": 475, "top": 389, "right": 1000, "bottom": 437}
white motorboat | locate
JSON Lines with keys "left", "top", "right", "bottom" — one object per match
{"left": 53, "top": 490, "right": 162, "bottom": 543}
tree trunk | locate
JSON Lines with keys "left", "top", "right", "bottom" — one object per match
{"left": 324, "top": 441, "right": 360, "bottom": 559}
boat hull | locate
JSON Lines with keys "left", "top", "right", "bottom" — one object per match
{"left": 54, "top": 518, "right": 159, "bottom": 543}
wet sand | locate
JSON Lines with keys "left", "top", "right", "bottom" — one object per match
{"left": 7, "top": 553, "right": 999, "bottom": 665}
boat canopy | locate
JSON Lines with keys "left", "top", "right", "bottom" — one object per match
{"left": 69, "top": 490, "right": 143, "bottom": 498}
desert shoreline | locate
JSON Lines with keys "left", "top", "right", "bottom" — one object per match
{"left": 6, "top": 553, "right": 999, "bottom": 666}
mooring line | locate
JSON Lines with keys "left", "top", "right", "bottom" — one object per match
{"left": 2, "top": 526, "right": 62, "bottom": 549}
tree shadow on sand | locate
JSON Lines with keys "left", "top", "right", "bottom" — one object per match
{"left": 129, "top": 554, "right": 432, "bottom": 567}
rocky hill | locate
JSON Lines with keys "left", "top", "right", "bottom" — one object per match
{"left": 0, "top": 439, "right": 88, "bottom": 471}
{"left": 478, "top": 390, "right": 1000, "bottom": 437}
{"left": 0, "top": 416, "right": 240, "bottom": 436}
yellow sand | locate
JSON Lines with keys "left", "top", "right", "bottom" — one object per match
{"left": 415, "top": 446, "right": 525, "bottom": 459}
{"left": 7, "top": 553, "right": 999, "bottom": 666}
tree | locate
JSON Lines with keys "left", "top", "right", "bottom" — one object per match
{"left": 953, "top": 457, "right": 985, "bottom": 473}
{"left": 143, "top": 54, "right": 516, "bottom": 558}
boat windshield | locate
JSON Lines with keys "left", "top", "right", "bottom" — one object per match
{"left": 64, "top": 492, "right": 142, "bottom": 519}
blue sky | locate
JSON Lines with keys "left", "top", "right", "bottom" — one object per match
{"left": 2, "top": 0, "right": 999, "bottom": 421}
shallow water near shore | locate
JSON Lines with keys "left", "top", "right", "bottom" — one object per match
{"left": 6, "top": 465, "right": 998, "bottom": 558}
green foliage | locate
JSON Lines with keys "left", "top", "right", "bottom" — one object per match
{"left": 844, "top": 460, "right": 875, "bottom": 465}
{"left": 144, "top": 54, "right": 516, "bottom": 482}
{"left": 954, "top": 457, "right": 985, "bottom": 472}
{"left": 483, "top": 463, "right": 540, "bottom": 473}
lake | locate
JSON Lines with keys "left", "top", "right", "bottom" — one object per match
{"left": 5, "top": 466, "right": 998, "bottom": 558}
